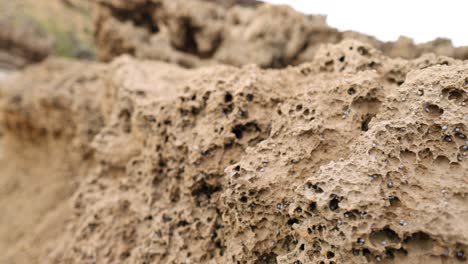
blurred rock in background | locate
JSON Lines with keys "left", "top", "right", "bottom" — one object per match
{"left": 0, "top": 0, "right": 95, "bottom": 72}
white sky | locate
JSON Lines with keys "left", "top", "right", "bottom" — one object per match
{"left": 262, "top": 0, "right": 468, "bottom": 46}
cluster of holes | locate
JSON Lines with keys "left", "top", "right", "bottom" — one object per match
{"left": 235, "top": 125, "right": 463, "bottom": 264}
{"left": 307, "top": 224, "right": 327, "bottom": 235}
{"left": 178, "top": 92, "right": 206, "bottom": 116}
{"left": 306, "top": 182, "right": 324, "bottom": 193}
{"left": 343, "top": 210, "right": 362, "bottom": 221}
{"left": 236, "top": 188, "right": 264, "bottom": 212}
{"left": 282, "top": 103, "right": 315, "bottom": 120}
{"left": 231, "top": 122, "right": 261, "bottom": 139}
{"left": 223, "top": 91, "right": 255, "bottom": 116}
{"left": 319, "top": 45, "right": 375, "bottom": 72}
{"left": 441, "top": 126, "right": 467, "bottom": 161}
{"left": 255, "top": 252, "right": 277, "bottom": 264}
{"left": 349, "top": 231, "right": 466, "bottom": 262}
{"left": 442, "top": 88, "right": 466, "bottom": 104}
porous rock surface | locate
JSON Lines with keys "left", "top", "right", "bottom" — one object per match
{"left": 93, "top": 0, "right": 468, "bottom": 68}
{"left": 1, "top": 39, "right": 467, "bottom": 263}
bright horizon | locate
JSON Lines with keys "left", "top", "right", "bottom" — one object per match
{"left": 263, "top": 0, "right": 468, "bottom": 47}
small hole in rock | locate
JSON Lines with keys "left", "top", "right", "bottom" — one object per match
{"left": 120, "top": 251, "right": 131, "bottom": 260}
{"left": 308, "top": 183, "right": 324, "bottom": 193}
{"left": 232, "top": 125, "right": 244, "bottom": 139}
{"left": 329, "top": 196, "right": 341, "bottom": 211}
{"left": 389, "top": 196, "right": 401, "bottom": 207}
{"left": 385, "top": 249, "right": 395, "bottom": 260}
{"left": 357, "top": 46, "right": 369, "bottom": 56}
{"left": 308, "top": 202, "right": 317, "bottom": 212}
{"left": 361, "top": 116, "right": 373, "bottom": 131}
{"left": 144, "top": 215, "right": 153, "bottom": 221}
{"left": 448, "top": 90, "right": 463, "bottom": 101}
{"left": 456, "top": 249, "right": 465, "bottom": 261}
{"left": 223, "top": 105, "right": 233, "bottom": 115}
{"left": 424, "top": 104, "right": 444, "bottom": 117}
{"left": 224, "top": 92, "right": 233, "bottom": 102}
{"left": 162, "top": 215, "right": 172, "bottom": 223}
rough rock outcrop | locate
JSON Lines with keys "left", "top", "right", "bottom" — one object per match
{"left": 93, "top": 0, "right": 468, "bottom": 68}
{"left": 1, "top": 40, "right": 466, "bottom": 263}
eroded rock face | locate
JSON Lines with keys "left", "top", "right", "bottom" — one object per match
{"left": 93, "top": 0, "right": 468, "bottom": 69}
{"left": 1, "top": 40, "right": 466, "bottom": 263}
{"left": 0, "top": 58, "right": 105, "bottom": 262}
